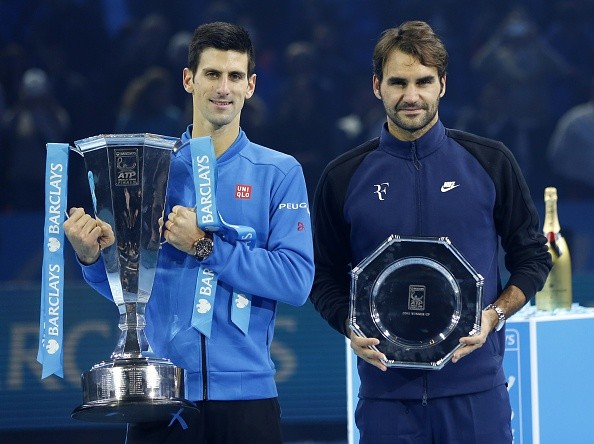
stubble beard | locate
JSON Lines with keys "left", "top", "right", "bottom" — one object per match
{"left": 387, "top": 98, "right": 440, "bottom": 135}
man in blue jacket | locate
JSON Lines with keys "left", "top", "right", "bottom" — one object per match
{"left": 64, "top": 22, "right": 314, "bottom": 443}
{"left": 309, "top": 21, "right": 551, "bottom": 443}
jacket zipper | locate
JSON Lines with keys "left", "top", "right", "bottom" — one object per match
{"left": 410, "top": 141, "right": 421, "bottom": 171}
{"left": 422, "top": 374, "right": 428, "bottom": 406}
{"left": 411, "top": 142, "right": 422, "bottom": 233}
{"left": 201, "top": 334, "right": 208, "bottom": 400}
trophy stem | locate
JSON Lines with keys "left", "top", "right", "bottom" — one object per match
{"left": 111, "top": 302, "right": 151, "bottom": 359}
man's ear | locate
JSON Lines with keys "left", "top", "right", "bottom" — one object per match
{"left": 183, "top": 68, "right": 194, "bottom": 93}
{"left": 439, "top": 75, "right": 446, "bottom": 98}
{"left": 373, "top": 75, "right": 382, "bottom": 100}
{"left": 245, "top": 73, "right": 257, "bottom": 99}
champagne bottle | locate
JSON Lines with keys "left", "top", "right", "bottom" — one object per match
{"left": 536, "top": 187, "right": 572, "bottom": 310}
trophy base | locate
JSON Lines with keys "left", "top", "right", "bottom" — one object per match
{"left": 72, "top": 357, "right": 199, "bottom": 423}
{"left": 72, "top": 398, "right": 199, "bottom": 423}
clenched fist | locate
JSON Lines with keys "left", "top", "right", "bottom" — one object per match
{"left": 63, "top": 207, "right": 115, "bottom": 265}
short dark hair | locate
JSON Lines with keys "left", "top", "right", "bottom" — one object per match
{"left": 187, "top": 22, "right": 255, "bottom": 75}
{"left": 373, "top": 21, "right": 448, "bottom": 83}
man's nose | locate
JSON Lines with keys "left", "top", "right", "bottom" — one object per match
{"left": 216, "top": 76, "right": 230, "bottom": 94}
{"left": 402, "top": 84, "right": 421, "bottom": 101}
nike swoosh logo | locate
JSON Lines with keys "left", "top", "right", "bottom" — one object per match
{"left": 441, "top": 184, "right": 460, "bottom": 192}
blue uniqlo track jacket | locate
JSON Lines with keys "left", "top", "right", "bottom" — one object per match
{"left": 80, "top": 126, "right": 314, "bottom": 401}
{"left": 310, "top": 120, "right": 551, "bottom": 400}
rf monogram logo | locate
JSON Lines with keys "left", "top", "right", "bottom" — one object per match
{"left": 373, "top": 182, "right": 389, "bottom": 201}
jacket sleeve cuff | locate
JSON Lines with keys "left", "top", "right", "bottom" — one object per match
{"left": 80, "top": 256, "right": 108, "bottom": 284}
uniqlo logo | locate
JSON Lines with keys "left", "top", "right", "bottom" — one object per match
{"left": 235, "top": 184, "right": 252, "bottom": 199}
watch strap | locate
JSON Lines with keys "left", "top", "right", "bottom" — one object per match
{"left": 484, "top": 303, "right": 506, "bottom": 331}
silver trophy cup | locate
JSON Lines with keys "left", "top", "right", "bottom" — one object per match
{"left": 70, "top": 134, "right": 198, "bottom": 423}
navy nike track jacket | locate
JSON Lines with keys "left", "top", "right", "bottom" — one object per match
{"left": 310, "top": 120, "right": 552, "bottom": 400}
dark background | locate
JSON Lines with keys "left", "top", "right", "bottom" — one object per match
{"left": 1, "top": 1, "right": 594, "bottom": 442}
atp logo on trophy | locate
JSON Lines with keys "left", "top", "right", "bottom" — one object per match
{"left": 408, "top": 285, "right": 426, "bottom": 311}
{"left": 115, "top": 149, "right": 139, "bottom": 186}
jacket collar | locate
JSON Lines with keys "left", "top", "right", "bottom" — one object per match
{"left": 379, "top": 119, "right": 447, "bottom": 159}
{"left": 178, "top": 124, "right": 248, "bottom": 163}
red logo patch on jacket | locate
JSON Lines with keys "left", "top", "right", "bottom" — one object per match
{"left": 235, "top": 184, "right": 252, "bottom": 199}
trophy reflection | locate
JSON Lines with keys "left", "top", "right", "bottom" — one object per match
{"left": 70, "top": 134, "right": 197, "bottom": 423}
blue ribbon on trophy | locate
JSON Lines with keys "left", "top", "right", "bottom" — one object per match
{"left": 37, "top": 143, "right": 69, "bottom": 379}
{"left": 189, "top": 137, "right": 255, "bottom": 336}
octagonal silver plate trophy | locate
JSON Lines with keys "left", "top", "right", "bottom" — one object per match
{"left": 350, "top": 235, "right": 484, "bottom": 370}
{"left": 70, "top": 134, "right": 198, "bottom": 423}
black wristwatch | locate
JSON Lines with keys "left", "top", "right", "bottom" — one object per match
{"left": 484, "top": 303, "right": 506, "bottom": 331}
{"left": 193, "top": 233, "right": 214, "bottom": 261}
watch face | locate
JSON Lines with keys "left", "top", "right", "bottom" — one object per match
{"left": 194, "top": 237, "right": 213, "bottom": 260}
{"left": 349, "top": 235, "right": 484, "bottom": 370}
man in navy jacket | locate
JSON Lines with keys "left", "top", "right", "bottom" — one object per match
{"left": 310, "top": 21, "right": 551, "bottom": 444}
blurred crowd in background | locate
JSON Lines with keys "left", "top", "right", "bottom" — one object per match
{"left": 1, "top": 0, "right": 594, "bottom": 213}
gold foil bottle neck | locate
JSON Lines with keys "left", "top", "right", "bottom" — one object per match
{"left": 543, "top": 186, "right": 560, "bottom": 234}
{"left": 544, "top": 186, "right": 557, "bottom": 201}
